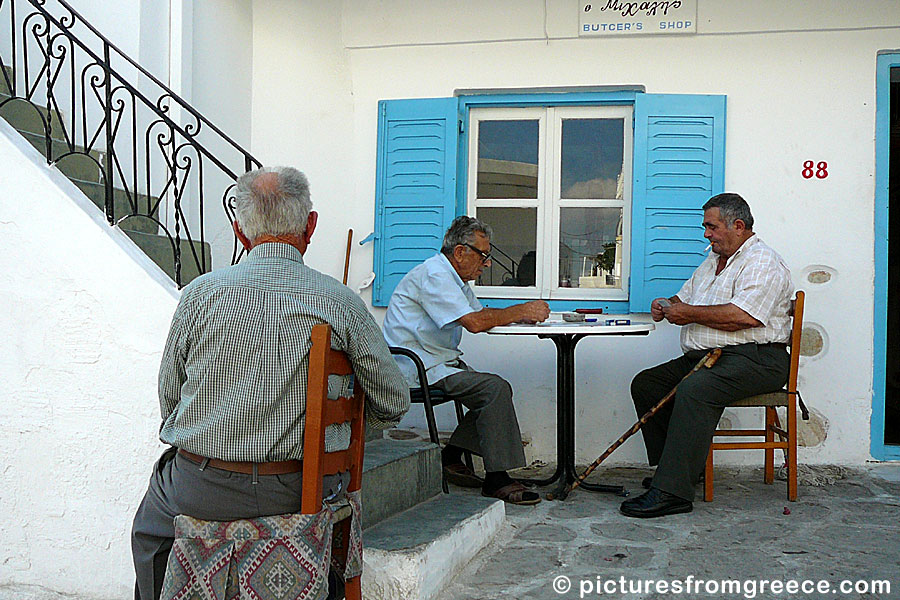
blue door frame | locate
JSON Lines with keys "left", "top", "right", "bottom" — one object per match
{"left": 872, "top": 52, "right": 899, "bottom": 460}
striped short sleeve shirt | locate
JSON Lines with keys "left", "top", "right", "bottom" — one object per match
{"left": 157, "top": 243, "right": 410, "bottom": 462}
{"left": 676, "top": 235, "right": 793, "bottom": 353}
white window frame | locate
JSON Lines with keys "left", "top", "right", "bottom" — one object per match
{"left": 467, "top": 105, "right": 633, "bottom": 301}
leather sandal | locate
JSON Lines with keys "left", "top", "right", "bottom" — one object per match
{"left": 443, "top": 462, "right": 484, "bottom": 488}
{"left": 482, "top": 481, "right": 541, "bottom": 506}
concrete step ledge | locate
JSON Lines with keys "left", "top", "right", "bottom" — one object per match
{"left": 361, "top": 438, "right": 441, "bottom": 529}
{"left": 362, "top": 494, "right": 505, "bottom": 600}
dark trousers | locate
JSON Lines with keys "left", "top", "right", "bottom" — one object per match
{"left": 131, "top": 448, "right": 343, "bottom": 600}
{"left": 434, "top": 368, "right": 526, "bottom": 473}
{"left": 631, "top": 343, "right": 789, "bottom": 501}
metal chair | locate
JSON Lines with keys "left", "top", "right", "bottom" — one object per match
{"left": 388, "top": 347, "right": 472, "bottom": 494}
{"left": 704, "top": 291, "right": 809, "bottom": 502}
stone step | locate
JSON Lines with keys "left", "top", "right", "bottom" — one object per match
{"left": 362, "top": 493, "right": 505, "bottom": 600}
{"left": 123, "top": 229, "right": 211, "bottom": 286}
{"left": 71, "top": 178, "right": 159, "bottom": 234}
{"left": 361, "top": 437, "right": 441, "bottom": 529}
{"left": 0, "top": 91, "right": 65, "bottom": 138}
{"left": 15, "top": 128, "right": 103, "bottom": 183}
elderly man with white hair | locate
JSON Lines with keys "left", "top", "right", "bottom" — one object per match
{"left": 130, "top": 167, "right": 409, "bottom": 599}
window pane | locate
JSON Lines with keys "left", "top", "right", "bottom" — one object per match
{"left": 475, "top": 207, "right": 537, "bottom": 287}
{"left": 559, "top": 207, "right": 623, "bottom": 289}
{"left": 560, "top": 119, "right": 624, "bottom": 199}
{"left": 477, "top": 120, "right": 539, "bottom": 199}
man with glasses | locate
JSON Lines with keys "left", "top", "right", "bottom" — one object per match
{"left": 383, "top": 216, "right": 550, "bottom": 505}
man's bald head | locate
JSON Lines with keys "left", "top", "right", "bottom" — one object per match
{"left": 233, "top": 167, "right": 312, "bottom": 242}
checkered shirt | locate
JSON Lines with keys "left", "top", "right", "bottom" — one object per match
{"left": 158, "top": 243, "right": 410, "bottom": 462}
{"left": 676, "top": 235, "right": 793, "bottom": 353}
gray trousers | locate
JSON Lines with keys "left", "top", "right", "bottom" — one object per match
{"left": 434, "top": 368, "right": 526, "bottom": 473}
{"left": 631, "top": 343, "right": 789, "bottom": 501}
{"left": 131, "top": 448, "right": 343, "bottom": 600}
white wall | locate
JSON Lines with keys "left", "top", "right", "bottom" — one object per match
{"left": 249, "top": 0, "right": 899, "bottom": 466}
{"left": 0, "top": 121, "right": 177, "bottom": 597}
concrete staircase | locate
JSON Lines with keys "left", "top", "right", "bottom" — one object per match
{"left": 0, "top": 63, "right": 209, "bottom": 285}
{"left": 361, "top": 435, "right": 505, "bottom": 600}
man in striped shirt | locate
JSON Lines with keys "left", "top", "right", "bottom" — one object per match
{"left": 131, "top": 167, "right": 410, "bottom": 599}
{"left": 621, "top": 193, "right": 792, "bottom": 519}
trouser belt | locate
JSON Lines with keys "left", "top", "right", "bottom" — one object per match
{"left": 177, "top": 449, "right": 303, "bottom": 475}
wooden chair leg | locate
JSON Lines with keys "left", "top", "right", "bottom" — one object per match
{"left": 345, "top": 576, "right": 362, "bottom": 600}
{"left": 704, "top": 447, "right": 714, "bottom": 502}
{"left": 787, "top": 406, "right": 798, "bottom": 502}
{"left": 764, "top": 407, "right": 775, "bottom": 484}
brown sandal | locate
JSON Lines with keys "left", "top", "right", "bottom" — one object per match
{"left": 482, "top": 481, "right": 541, "bottom": 505}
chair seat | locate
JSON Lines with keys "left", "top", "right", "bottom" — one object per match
{"left": 730, "top": 391, "right": 789, "bottom": 407}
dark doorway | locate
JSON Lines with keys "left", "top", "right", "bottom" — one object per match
{"left": 886, "top": 68, "right": 900, "bottom": 445}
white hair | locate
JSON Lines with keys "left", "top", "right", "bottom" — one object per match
{"left": 233, "top": 166, "right": 312, "bottom": 240}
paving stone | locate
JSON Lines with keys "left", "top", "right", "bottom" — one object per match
{"left": 515, "top": 522, "right": 578, "bottom": 543}
{"left": 589, "top": 521, "right": 674, "bottom": 542}
{"left": 470, "top": 545, "right": 564, "bottom": 587}
{"left": 835, "top": 499, "right": 900, "bottom": 525}
{"left": 573, "top": 543, "right": 655, "bottom": 569}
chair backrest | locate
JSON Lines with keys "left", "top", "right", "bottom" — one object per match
{"left": 786, "top": 291, "right": 805, "bottom": 394}
{"left": 301, "top": 323, "right": 366, "bottom": 514}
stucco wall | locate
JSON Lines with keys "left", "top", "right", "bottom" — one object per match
{"left": 0, "top": 120, "right": 177, "bottom": 597}
{"left": 250, "top": 0, "right": 898, "bottom": 466}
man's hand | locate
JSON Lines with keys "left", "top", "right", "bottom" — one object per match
{"left": 516, "top": 300, "right": 550, "bottom": 324}
{"left": 661, "top": 301, "right": 691, "bottom": 325}
{"left": 650, "top": 297, "right": 669, "bottom": 322}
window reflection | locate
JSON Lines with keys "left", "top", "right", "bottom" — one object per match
{"left": 561, "top": 119, "right": 624, "bottom": 199}
{"left": 559, "top": 207, "right": 623, "bottom": 289}
{"left": 477, "top": 120, "right": 539, "bottom": 199}
{"left": 475, "top": 207, "right": 537, "bottom": 287}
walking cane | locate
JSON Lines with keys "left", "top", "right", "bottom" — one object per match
{"left": 547, "top": 348, "right": 722, "bottom": 501}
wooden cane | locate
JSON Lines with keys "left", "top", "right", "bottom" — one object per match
{"left": 342, "top": 229, "right": 353, "bottom": 285}
{"left": 547, "top": 348, "right": 723, "bottom": 501}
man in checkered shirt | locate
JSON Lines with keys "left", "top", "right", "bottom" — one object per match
{"left": 130, "top": 167, "right": 410, "bottom": 599}
{"left": 621, "top": 193, "right": 792, "bottom": 519}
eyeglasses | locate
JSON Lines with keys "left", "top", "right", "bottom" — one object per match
{"left": 463, "top": 243, "right": 492, "bottom": 264}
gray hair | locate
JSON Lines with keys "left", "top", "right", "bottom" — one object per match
{"left": 233, "top": 166, "right": 312, "bottom": 240}
{"left": 703, "top": 192, "right": 754, "bottom": 230}
{"left": 441, "top": 215, "right": 493, "bottom": 255}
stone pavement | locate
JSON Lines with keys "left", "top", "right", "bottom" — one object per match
{"left": 436, "top": 464, "right": 900, "bottom": 600}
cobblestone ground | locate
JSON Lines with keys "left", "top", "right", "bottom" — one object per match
{"left": 437, "top": 465, "right": 900, "bottom": 600}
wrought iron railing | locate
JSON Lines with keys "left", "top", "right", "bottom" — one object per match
{"left": 0, "top": 0, "right": 261, "bottom": 286}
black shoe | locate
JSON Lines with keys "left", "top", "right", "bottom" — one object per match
{"left": 620, "top": 487, "right": 693, "bottom": 518}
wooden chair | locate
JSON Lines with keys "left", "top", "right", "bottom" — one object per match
{"left": 388, "top": 346, "right": 472, "bottom": 494}
{"left": 161, "top": 323, "right": 366, "bottom": 600}
{"left": 304, "top": 323, "right": 366, "bottom": 600}
{"left": 704, "top": 291, "right": 807, "bottom": 502}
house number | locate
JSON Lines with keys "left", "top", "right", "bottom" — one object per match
{"left": 802, "top": 160, "right": 828, "bottom": 179}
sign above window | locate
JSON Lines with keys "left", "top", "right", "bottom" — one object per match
{"left": 579, "top": 1, "right": 697, "bottom": 36}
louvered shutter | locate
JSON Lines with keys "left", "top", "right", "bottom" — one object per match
{"left": 372, "top": 98, "right": 460, "bottom": 306}
{"left": 630, "top": 94, "right": 727, "bottom": 310}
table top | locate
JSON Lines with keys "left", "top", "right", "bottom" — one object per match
{"left": 488, "top": 316, "right": 655, "bottom": 336}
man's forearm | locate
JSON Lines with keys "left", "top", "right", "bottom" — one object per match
{"left": 458, "top": 305, "right": 529, "bottom": 333}
{"left": 668, "top": 302, "right": 761, "bottom": 331}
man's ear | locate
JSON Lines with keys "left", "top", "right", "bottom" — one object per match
{"left": 303, "top": 211, "right": 318, "bottom": 245}
{"left": 233, "top": 221, "right": 252, "bottom": 250}
{"left": 733, "top": 218, "right": 747, "bottom": 232}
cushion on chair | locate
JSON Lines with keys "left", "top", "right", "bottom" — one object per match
{"left": 730, "top": 391, "right": 789, "bottom": 407}
{"left": 161, "top": 490, "right": 362, "bottom": 600}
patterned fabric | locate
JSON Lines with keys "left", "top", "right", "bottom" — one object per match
{"left": 327, "top": 490, "right": 362, "bottom": 580}
{"left": 161, "top": 493, "right": 364, "bottom": 600}
{"left": 675, "top": 235, "right": 793, "bottom": 352}
{"left": 157, "top": 242, "right": 410, "bottom": 462}
{"left": 383, "top": 253, "right": 482, "bottom": 387}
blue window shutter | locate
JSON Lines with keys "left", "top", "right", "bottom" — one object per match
{"left": 630, "top": 94, "right": 726, "bottom": 311}
{"left": 372, "top": 98, "right": 459, "bottom": 306}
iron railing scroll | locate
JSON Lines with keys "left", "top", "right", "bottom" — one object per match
{"left": 0, "top": 0, "right": 261, "bottom": 286}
